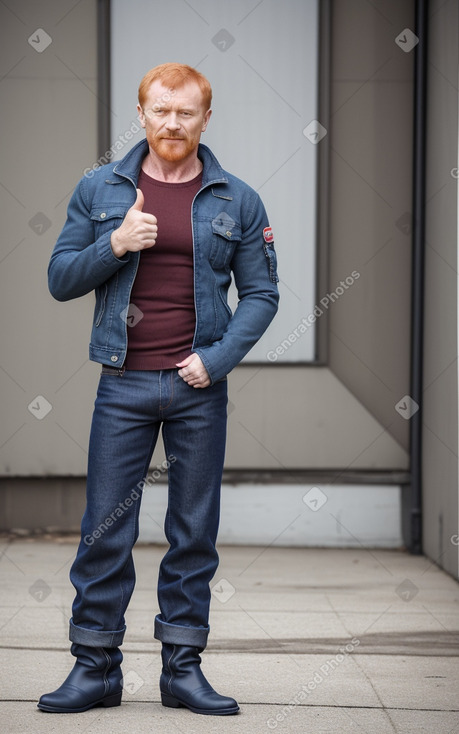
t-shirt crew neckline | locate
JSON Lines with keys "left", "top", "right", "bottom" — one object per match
{"left": 139, "top": 168, "right": 203, "bottom": 188}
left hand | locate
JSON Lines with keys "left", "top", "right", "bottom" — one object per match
{"left": 176, "top": 353, "right": 211, "bottom": 388}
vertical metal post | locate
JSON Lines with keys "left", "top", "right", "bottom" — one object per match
{"left": 315, "top": 0, "right": 331, "bottom": 364}
{"left": 407, "top": 0, "right": 428, "bottom": 554}
{"left": 97, "top": 0, "right": 111, "bottom": 158}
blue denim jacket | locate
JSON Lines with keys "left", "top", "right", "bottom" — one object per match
{"left": 48, "top": 139, "right": 279, "bottom": 384}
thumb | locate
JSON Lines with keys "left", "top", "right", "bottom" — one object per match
{"left": 130, "top": 188, "right": 144, "bottom": 211}
{"left": 176, "top": 355, "right": 193, "bottom": 368}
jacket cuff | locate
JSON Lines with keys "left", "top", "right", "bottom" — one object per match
{"left": 97, "top": 231, "right": 130, "bottom": 267}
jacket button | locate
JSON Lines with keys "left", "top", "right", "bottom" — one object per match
{"left": 100, "top": 212, "right": 107, "bottom": 219}
{"left": 110, "top": 355, "right": 118, "bottom": 362}
{"left": 226, "top": 230, "right": 232, "bottom": 237}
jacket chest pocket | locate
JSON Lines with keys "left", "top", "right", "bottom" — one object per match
{"left": 90, "top": 205, "right": 129, "bottom": 237}
{"left": 210, "top": 214, "right": 241, "bottom": 269}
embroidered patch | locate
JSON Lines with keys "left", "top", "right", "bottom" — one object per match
{"left": 263, "top": 226, "right": 274, "bottom": 243}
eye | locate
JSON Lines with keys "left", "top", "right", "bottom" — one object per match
{"left": 146, "top": 108, "right": 166, "bottom": 117}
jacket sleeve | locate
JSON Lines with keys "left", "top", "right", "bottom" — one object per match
{"left": 194, "top": 191, "right": 279, "bottom": 383}
{"left": 48, "top": 175, "right": 131, "bottom": 302}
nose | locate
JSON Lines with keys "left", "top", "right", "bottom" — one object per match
{"left": 165, "top": 112, "right": 180, "bottom": 130}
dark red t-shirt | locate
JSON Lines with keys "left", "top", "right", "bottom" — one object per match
{"left": 124, "top": 168, "right": 202, "bottom": 370}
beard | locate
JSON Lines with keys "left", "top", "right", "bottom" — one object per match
{"left": 148, "top": 132, "right": 197, "bottom": 162}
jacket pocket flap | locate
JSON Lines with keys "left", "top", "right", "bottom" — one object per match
{"left": 211, "top": 214, "right": 242, "bottom": 241}
{"left": 90, "top": 205, "right": 129, "bottom": 222}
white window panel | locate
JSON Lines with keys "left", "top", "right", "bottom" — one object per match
{"left": 111, "top": 0, "right": 319, "bottom": 362}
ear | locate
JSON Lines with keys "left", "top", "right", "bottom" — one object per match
{"left": 202, "top": 108, "right": 212, "bottom": 132}
{"left": 137, "top": 103, "right": 146, "bottom": 128}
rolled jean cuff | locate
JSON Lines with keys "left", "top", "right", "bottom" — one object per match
{"left": 69, "top": 618, "right": 126, "bottom": 648}
{"left": 154, "top": 615, "right": 209, "bottom": 648}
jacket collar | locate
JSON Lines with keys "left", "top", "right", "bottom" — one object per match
{"left": 113, "top": 138, "right": 228, "bottom": 187}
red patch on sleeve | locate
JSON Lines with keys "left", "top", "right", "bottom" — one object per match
{"left": 263, "top": 226, "right": 274, "bottom": 243}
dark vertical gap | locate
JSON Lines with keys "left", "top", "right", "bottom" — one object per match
{"left": 97, "top": 0, "right": 111, "bottom": 157}
{"left": 315, "top": 0, "right": 331, "bottom": 363}
{"left": 405, "top": 0, "right": 428, "bottom": 554}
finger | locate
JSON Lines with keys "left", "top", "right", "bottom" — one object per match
{"left": 190, "top": 372, "right": 207, "bottom": 385}
{"left": 193, "top": 379, "right": 210, "bottom": 389}
{"left": 184, "top": 372, "right": 201, "bottom": 385}
{"left": 138, "top": 213, "right": 157, "bottom": 225}
{"left": 141, "top": 233, "right": 157, "bottom": 244}
{"left": 176, "top": 356, "right": 193, "bottom": 368}
{"left": 136, "top": 221, "right": 157, "bottom": 233}
{"left": 130, "top": 188, "right": 144, "bottom": 211}
{"left": 139, "top": 228, "right": 157, "bottom": 240}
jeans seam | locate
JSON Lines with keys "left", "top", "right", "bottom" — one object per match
{"left": 162, "top": 428, "right": 173, "bottom": 548}
{"left": 159, "top": 370, "right": 174, "bottom": 412}
{"left": 113, "top": 422, "right": 160, "bottom": 634}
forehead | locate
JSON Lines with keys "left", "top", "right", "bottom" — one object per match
{"left": 144, "top": 80, "right": 205, "bottom": 109}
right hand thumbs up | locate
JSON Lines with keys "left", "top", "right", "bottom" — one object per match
{"left": 131, "top": 188, "right": 144, "bottom": 211}
{"left": 110, "top": 186, "right": 157, "bottom": 258}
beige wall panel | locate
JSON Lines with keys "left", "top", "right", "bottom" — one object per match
{"left": 423, "top": 428, "right": 458, "bottom": 573}
{"left": 0, "top": 0, "right": 98, "bottom": 476}
{"left": 225, "top": 367, "right": 408, "bottom": 470}
{"left": 327, "top": 0, "right": 415, "bottom": 451}
{"left": 1, "top": 364, "right": 409, "bottom": 476}
{"left": 423, "top": 0, "right": 458, "bottom": 578}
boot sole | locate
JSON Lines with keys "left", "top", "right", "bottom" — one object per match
{"left": 161, "top": 692, "right": 239, "bottom": 716}
{"left": 37, "top": 691, "right": 122, "bottom": 713}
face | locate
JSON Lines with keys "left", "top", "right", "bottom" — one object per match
{"left": 137, "top": 80, "right": 211, "bottom": 163}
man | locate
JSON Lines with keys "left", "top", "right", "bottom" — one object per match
{"left": 38, "top": 63, "right": 279, "bottom": 717}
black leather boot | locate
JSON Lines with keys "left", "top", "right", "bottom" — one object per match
{"left": 160, "top": 643, "right": 239, "bottom": 715}
{"left": 37, "top": 643, "right": 123, "bottom": 713}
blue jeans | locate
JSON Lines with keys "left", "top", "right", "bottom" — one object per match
{"left": 68, "top": 367, "right": 228, "bottom": 650}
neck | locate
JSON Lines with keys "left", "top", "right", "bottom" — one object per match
{"left": 142, "top": 148, "right": 203, "bottom": 183}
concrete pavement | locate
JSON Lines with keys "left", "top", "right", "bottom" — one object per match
{"left": 1, "top": 534, "right": 459, "bottom": 733}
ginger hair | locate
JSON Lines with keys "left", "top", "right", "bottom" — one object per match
{"left": 138, "top": 63, "right": 212, "bottom": 111}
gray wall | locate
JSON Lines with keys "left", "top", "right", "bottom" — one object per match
{"left": 0, "top": 0, "right": 98, "bottom": 477}
{"left": 0, "top": 0, "right": 410, "bottom": 481}
{"left": 9, "top": 1, "right": 459, "bottom": 566}
{"left": 422, "top": 0, "right": 458, "bottom": 579}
